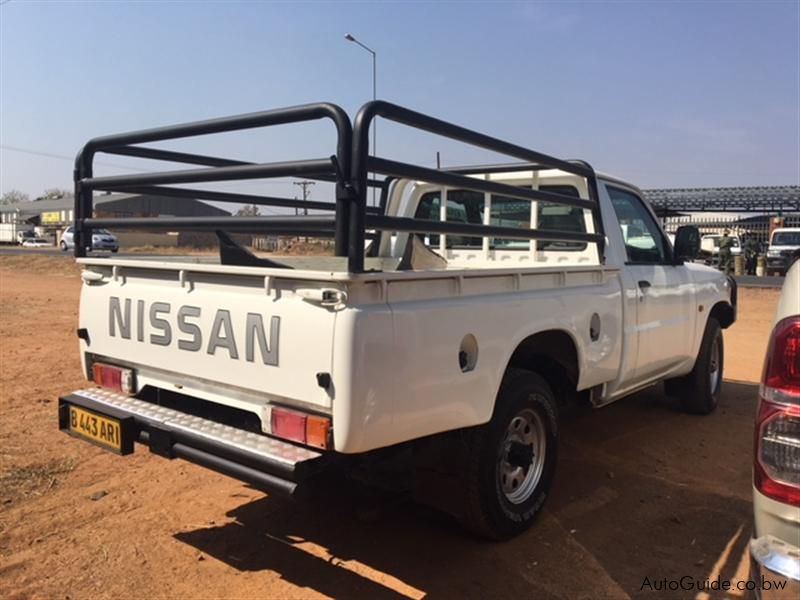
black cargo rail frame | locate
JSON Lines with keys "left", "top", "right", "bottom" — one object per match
{"left": 74, "top": 100, "right": 605, "bottom": 272}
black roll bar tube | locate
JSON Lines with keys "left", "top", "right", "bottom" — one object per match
{"left": 108, "top": 185, "right": 381, "bottom": 214}
{"left": 73, "top": 102, "right": 352, "bottom": 257}
{"left": 81, "top": 159, "right": 335, "bottom": 190}
{"left": 351, "top": 100, "right": 605, "bottom": 272}
{"left": 369, "top": 157, "right": 597, "bottom": 211}
{"left": 366, "top": 215, "right": 605, "bottom": 245}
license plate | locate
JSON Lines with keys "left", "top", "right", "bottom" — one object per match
{"left": 67, "top": 406, "right": 123, "bottom": 452}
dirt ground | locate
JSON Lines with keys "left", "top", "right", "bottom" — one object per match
{"left": 0, "top": 256, "right": 782, "bottom": 599}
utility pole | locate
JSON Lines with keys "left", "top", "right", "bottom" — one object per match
{"left": 294, "top": 181, "right": 315, "bottom": 243}
{"left": 293, "top": 180, "right": 315, "bottom": 216}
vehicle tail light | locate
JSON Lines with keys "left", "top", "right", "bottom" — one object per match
{"left": 754, "top": 316, "right": 800, "bottom": 506}
{"left": 270, "top": 407, "right": 331, "bottom": 450}
{"left": 305, "top": 415, "right": 332, "bottom": 449}
{"left": 92, "top": 362, "right": 136, "bottom": 394}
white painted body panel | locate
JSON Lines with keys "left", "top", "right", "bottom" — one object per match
{"left": 76, "top": 173, "right": 734, "bottom": 454}
{"left": 753, "top": 262, "right": 800, "bottom": 548}
{"left": 78, "top": 267, "right": 339, "bottom": 414}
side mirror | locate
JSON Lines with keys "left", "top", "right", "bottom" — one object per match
{"left": 673, "top": 225, "right": 700, "bottom": 262}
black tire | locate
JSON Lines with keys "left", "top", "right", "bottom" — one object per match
{"left": 668, "top": 318, "right": 723, "bottom": 415}
{"left": 459, "top": 369, "right": 559, "bottom": 540}
{"left": 60, "top": 241, "right": 68, "bottom": 252}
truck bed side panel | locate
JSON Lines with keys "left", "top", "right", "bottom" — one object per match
{"left": 332, "top": 270, "right": 623, "bottom": 453}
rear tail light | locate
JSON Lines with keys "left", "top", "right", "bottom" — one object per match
{"left": 755, "top": 316, "right": 800, "bottom": 506}
{"left": 91, "top": 362, "right": 136, "bottom": 395}
{"left": 270, "top": 407, "right": 331, "bottom": 450}
{"left": 761, "top": 316, "right": 800, "bottom": 400}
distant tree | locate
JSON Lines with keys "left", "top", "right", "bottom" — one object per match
{"left": 236, "top": 204, "right": 261, "bottom": 216}
{"left": 0, "top": 189, "right": 29, "bottom": 205}
{"left": 42, "top": 188, "right": 71, "bottom": 200}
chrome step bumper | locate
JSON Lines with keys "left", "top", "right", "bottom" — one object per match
{"left": 59, "top": 388, "right": 325, "bottom": 497}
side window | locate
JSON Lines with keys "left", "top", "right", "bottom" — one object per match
{"left": 606, "top": 186, "right": 669, "bottom": 264}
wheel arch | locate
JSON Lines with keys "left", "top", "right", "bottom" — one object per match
{"left": 502, "top": 329, "right": 581, "bottom": 409}
{"left": 709, "top": 300, "right": 735, "bottom": 329}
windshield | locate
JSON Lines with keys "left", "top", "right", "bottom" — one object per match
{"left": 772, "top": 231, "right": 800, "bottom": 246}
{"left": 94, "top": 229, "right": 111, "bottom": 235}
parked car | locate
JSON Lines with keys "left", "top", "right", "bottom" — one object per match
{"left": 766, "top": 227, "right": 800, "bottom": 276}
{"left": 750, "top": 260, "right": 800, "bottom": 597}
{"left": 61, "top": 225, "right": 119, "bottom": 252}
{"left": 21, "top": 237, "right": 52, "bottom": 248}
{"left": 58, "top": 100, "right": 737, "bottom": 539}
{"left": 16, "top": 229, "right": 36, "bottom": 244}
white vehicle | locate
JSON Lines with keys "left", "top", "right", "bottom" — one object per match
{"left": 21, "top": 237, "right": 51, "bottom": 248}
{"left": 766, "top": 227, "right": 800, "bottom": 276}
{"left": 701, "top": 233, "right": 742, "bottom": 258}
{"left": 16, "top": 229, "right": 36, "bottom": 244}
{"left": 61, "top": 225, "right": 118, "bottom": 253}
{"left": 0, "top": 222, "right": 35, "bottom": 244}
{"left": 750, "top": 261, "right": 800, "bottom": 597}
{"left": 58, "top": 101, "right": 737, "bottom": 539}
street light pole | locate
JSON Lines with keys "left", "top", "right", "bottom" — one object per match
{"left": 345, "top": 33, "right": 377, "bottom": 205}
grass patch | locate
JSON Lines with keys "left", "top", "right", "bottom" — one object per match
{"left": 0, "top": 457, "right": 77, "bottom": 503}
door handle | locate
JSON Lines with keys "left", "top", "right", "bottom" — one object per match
{"left": 638, "top": 280, "right": 652, "bottom": 291}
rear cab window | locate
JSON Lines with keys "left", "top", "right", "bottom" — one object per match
{"left": 414, "top": 185, "right": 587, "bottom": 251}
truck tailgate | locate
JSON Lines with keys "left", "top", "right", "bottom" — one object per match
{"left": 78, "top": 264, "right": 337, "bottom": 411}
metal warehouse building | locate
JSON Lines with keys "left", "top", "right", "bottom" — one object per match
{"left": 0, "top": 192, "right": 231, "bottom": 248}
{"left": 0, "top": 192, "right": 230, "bottom": 226}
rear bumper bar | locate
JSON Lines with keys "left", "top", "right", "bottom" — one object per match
{"left": 59, "top": 388, "right": 325, "bottom": 497}
{"left": 750, "top": 535, "right": 800, "bottom": 599}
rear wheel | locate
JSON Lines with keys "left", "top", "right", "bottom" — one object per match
{"left": 459, "top": 369, "right": 558, "bottom": 540}
{"left": 667, "top": 318, "right": 723, "bottom": 415}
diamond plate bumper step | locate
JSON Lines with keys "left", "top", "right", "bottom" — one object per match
{"left": 60, "top": 388, "right": 326, "bottom": 497}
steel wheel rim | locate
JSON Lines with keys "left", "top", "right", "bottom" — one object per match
{"left": 498, "top": 405, "right": 546, "bottom": 505}
{"left": 708, "top": 335, "right": 721, "bottom": 393}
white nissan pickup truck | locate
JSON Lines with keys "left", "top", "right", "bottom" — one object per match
{"left": 59, "top": 101, "right": 737, "bottom": 539}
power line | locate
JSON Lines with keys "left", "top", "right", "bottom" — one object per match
{"left": 1, "top": 144, "right": 153, "bottom": 172}
{"left": 0, "top": 144, "right": 309, "bottom": 185}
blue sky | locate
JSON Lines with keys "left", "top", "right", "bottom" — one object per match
{"left": 1, "top": 0, "right": 798, "bottom": 203}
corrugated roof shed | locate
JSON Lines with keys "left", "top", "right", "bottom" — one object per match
{"left": 0, "top": 193, "right": 230, "bottom": 218}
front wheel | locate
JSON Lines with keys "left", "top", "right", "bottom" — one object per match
{"left": 667, "top": 318, "right": 723, "bottom": 415}
{"left": 459, "top": 369, "right": 558, "bottom": 540}
{"left": 60, "top": 241, "right": 68, "bottom": 251}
